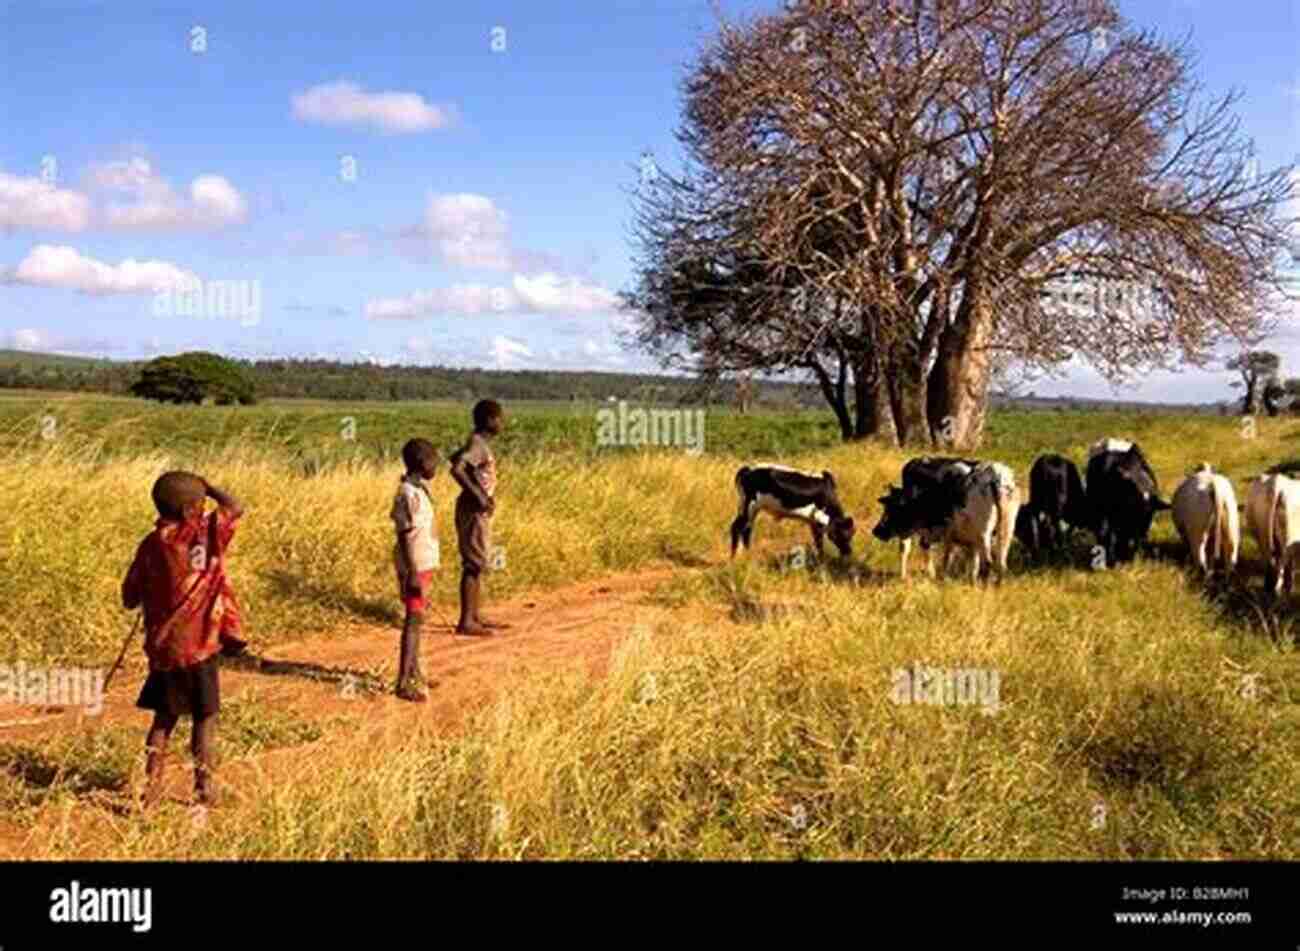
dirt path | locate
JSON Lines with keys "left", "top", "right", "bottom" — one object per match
{"left": 0, "top": 564, "right": 718, "bottom": 855}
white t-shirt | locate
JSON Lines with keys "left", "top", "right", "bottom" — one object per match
{"left": 391, "top": 476, "right": 439, "bottom": 575}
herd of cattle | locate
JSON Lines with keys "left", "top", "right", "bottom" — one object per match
{"left": 730, "top": 438, "right": 1300, "bottom": 593}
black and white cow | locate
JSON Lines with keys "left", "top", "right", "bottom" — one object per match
{"left": 872, "top": 460, "right": 1021, "bottom": 582}
{"left": 1014, "top": 453, "right": 1088, "bottom": 558}
{"left": 872, "top": 457, "right": 980, "bottom": 578}
{"left": 1085, "top": 438, "right": 1170, "bottom": 566}
{"left": 730, "top": 465, "right": 856, "bottom": 559}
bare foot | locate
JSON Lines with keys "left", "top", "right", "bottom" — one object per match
{"left": 456, "top": 622, "right": 493, "bottom": 637}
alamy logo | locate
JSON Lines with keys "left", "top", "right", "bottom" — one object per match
{"left": 889, "top": 663, "right": 1001, "bottom": 715}
{"left": 153, "top": 278, "right": 261, "bottom": 326}
{"left": 49, "top": 881, "right": 153, "bottom": 933}
{"left": 0, "top": 663, "right": 104, "bottom": 715}
{"left": 595, "top": 400, "right": 705, "bottom": 456}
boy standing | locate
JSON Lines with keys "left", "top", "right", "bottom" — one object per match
{"left": 122, "top": 471, "right": 247, "bottom": 810}
{"left": 390, "top": 438, "right": 440, "bottom": 703}
{"left": 449, "top": 399, "right": 507, "bottom": 636}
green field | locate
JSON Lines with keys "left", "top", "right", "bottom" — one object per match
{"left": 1, "top": 391, "right": 1297, "bottom": 858}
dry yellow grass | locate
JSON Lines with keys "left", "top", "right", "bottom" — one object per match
{"left": 1, "top": 403, "right": 1298, "bottom": 857}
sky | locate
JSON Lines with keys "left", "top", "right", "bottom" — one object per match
{"left": 0, "top": 0, "right": 1296, "bottom": 403}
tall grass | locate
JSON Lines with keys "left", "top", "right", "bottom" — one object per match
{"left": 2, "top": 397, "right": 1299, "bottom": 858}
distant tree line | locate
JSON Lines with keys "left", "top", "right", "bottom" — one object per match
{"left": 0, "top": 353, "right": 824, "bottom": 408}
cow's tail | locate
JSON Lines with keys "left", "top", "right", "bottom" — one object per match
{"left": 1267, "top": 477, "right": 1283, "bottom": 561}
{"left": 1196, "top": 472, "right": 1216, "bottom": 563}
{"left": 992, "top": 466, "right": 1015, "bottom": 548}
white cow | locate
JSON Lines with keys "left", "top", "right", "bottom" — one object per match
{"left": 1244, "top": 472, "right": 1300, "bottom": 595}
{"left": 939, "top": 462, "right": 1022, "bottom": 582}
{"left": 1171, "top": 463, "right": 1240, "bottom": 577}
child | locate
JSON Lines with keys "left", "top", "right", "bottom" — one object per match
{"left": 449, "top": 399, "right": 508, "bottom": 636}
{"left": 390, "top": 438, "right": 440, "bottom": 703}
{"left": 122, "top": 471, "right": 247, "bottom": 810}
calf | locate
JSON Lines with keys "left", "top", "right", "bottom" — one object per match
{"left": 730, "top": 464, "right": 855, "bottom": 559}
{"left": 1171, "top": 463, "right": 1240, "bottom": 578}
{"left": 873, "top": 461, "right": 1021, "bottom": 582}
{"left": 1015, "top": 453, "right": 1088, "bottom": 558}
{"left": 1085, "top": 438, "right": 1170, "bottom": 565}
{"left": 1244, "top": 472, "right": 1300, "bottom": 595}
{"left": 874, "top": 457, "right": 979, "bottom": 579}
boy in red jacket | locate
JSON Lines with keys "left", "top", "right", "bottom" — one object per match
{"left": 122, "top": 471, "right": 247, "bottom": 809}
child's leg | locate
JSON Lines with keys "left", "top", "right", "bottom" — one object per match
{"left": 457, "top": 569, "right": 489, "bottom": 636}
{"left": 192, "top": 713, "right": 218, "bottom": 805}
{"left": 143, "top": 711, "right": 178, "bottom": 809}
{"left": 397, "top": 608, "right": 427, "bottom": 699}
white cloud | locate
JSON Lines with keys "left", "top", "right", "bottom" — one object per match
{"left": 291, "top": 81, "right": 453, "bottom": 133}
{"left": 424, "top": 193, "right": 511, "bottom": 269}
{"left": 3, "top": 244, "right": 202, "bottom": 295}
{"left": 85, "top": 157, "right": 157, "bottom": 192}
{"left": 366, "top": 272, "right": 625, "bottom": 320}
{"left": 0, "top": 172, "right": 91, "bottom": 232}
{"left": 7, "top": 328, "right": 45, "bottom": 350}
{"left": 513, "top": 272, "right": 622, "bottom": 313}
{"left": 100, "top": 172, "right": 247, "bottom": 231}
{"left": 488, "top": 335, "right": 532, "bottom": 369}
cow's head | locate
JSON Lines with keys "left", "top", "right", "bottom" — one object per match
{"left": 828, "top": 514, "right": 856, "bottom": 556}
{"left": 873, "top": 485, "right": 920, "bottom": 541}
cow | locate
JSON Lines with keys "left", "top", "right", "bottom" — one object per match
{"left": 1014, "top": 454, "right": 1088, "bottom": 558}
{"left": 1244, "top": 472, "right": 1300, "bottom": 595}
{"left": 873, "top": 461, "right": 1021, "bottom": 582}
{"left": 1085, "top": 438, "right": 1170, "bottom": 566}
{"left": 1171, "top": 463, "right": 1240, "bottom": 578}
{"left": 875, "top": 457, "right": 980, "bottom": 579}
{"left": 730, "top": 464, "right": 856, "bottom": 560}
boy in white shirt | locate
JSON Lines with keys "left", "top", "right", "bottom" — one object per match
{"left": 390, "top": 438, "right": 440, "bottom": 702}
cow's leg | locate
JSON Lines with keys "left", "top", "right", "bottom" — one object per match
{"left": 996, "top": 516, "right": 1015, "bottom": 583}
{"left": 971, "top": 543, "right": 984, "bottom": 583}
{"left": 730, "top": 491, "right": 753, "bottom": 558}
{"left": 729, "top": 513, "right": 749, "bottom": 558}
{"left": 937, "top": 541, "right": 949, "bottom": 581}
{"left": 810, "top": 522, "right": 826, "bottom": 561}
{"left": 899, "top": 537, "right": 912, "bottom": 581}
{"left": 1195, "top": 530, "right": 1211, "bottom": 577}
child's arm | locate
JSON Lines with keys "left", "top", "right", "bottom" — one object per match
{"left": 449, "top": 445, "right": 492, "bottom": 512}
{"left": 204, "top": 480, "right": 244, "bottom": 519}
{"left": 122, "top": 546, "right": 144, "bottom": 610}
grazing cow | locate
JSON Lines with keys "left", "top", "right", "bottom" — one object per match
{"left": 1085, "top": 438, "right": 1170, "bottom": 565}
{"left": 1244, "top": 473, "right": 1300, "bottom": 595}
{"left": 873, "top": 461, "right": 1021, "bottom": 582}
{"left": 730, "top": 464, "right": 856, "bottom": 559}
{"left": 1015, "top": 454, "right": 1088, "bottom": 558}
{"left": 874, "top": 457, "right": 980, "bottom": 579}
{"left": 1171, "top": 463, "right": 1240, "bottom": 577}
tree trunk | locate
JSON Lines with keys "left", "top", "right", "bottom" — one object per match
{"left": 809, "top": 358, "right": 854, "bottom": 440}
{"left": 855, "top": 367, "right": 897, "bottom": 444}
{"left": 927, "top": 281, "right": 994, "bottom": 451}
{"left": 886, "top": 343, "right": 930, "bottom": 447}
{"left": 850, "top": 354, "right": 896, "bottom": 443}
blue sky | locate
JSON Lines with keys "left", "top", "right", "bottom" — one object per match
{"left": 0, "top": 0, "right": 1296, "bottom": 402}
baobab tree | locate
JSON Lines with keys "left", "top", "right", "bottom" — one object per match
{"left": 623, "top": 0, "right": 1298, "bottom": 447}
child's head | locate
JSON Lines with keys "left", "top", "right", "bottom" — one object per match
{"left": 472, "top": 399, "right": 505, "bottom": 436}
{"left": 401, "top": 438, "right": 440, "bottom": 480}
{"left": 152, "top": 471, "right": 206, "bottom": 521}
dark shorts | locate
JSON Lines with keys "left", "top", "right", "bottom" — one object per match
{"left": 137, "top": 654, "right": 220, "bottom": 719}
{"left": 455, "top": 494, "right": 493, "bottom": 574}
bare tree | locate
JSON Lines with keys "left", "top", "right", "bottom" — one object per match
{"left": 623, "top": 0, "right": 1298, "bottom": 447}
{"left": 1228, "top": 349, "right": 1281, "bottom": 415}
